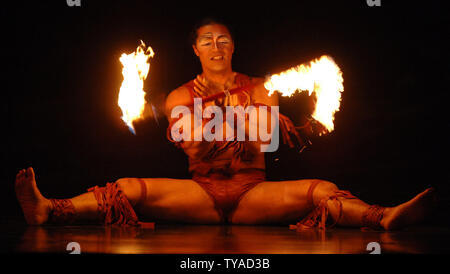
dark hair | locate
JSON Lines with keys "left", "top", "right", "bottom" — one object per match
{"left": 189, "top": 17, "right": 235, "bottom": 46}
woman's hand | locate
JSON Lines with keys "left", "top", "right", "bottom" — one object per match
{"left": 193, "top": 75, "right": 221, "bottom": 98}
{"left": 193, "top": 75, "right": 237, "bottom": 107}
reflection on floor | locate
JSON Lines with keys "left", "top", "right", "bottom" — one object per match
{"left": 2, "top": 219, "right": 450, "bottom": 254}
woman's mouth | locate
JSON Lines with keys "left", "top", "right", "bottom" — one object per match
{"left": 211, "top": 55, "right": 224, "bottom": 61}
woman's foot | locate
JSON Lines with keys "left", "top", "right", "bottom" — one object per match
{"left": 381, "top": 188, "right": 437, "bottom": 230}
{"left": 15, "top": 167, "right": 52, "bottom": 225}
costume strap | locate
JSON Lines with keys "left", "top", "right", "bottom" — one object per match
{"left": 361, "top": 205, "right": 385, "bottom": 231}
{"left": 306, "top": 180, "right": 321, "bottom": 210}
{"left": 48, "top": 199, "right": 76, "bottom": 224}
{"left": 135, "top": 179, "right": 147, "bottom": 212}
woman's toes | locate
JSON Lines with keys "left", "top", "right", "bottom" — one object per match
{"left": 16, "top": 170, "right": 25, "bottom": 182}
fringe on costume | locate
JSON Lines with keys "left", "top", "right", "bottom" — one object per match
{"left": 88, "top": 182, "right": 154, "bottom": 228}
{"left": 290, "top": 190, "right": 357, "bottom": 231}
{"left": 48, "top": 199, "right": 76, "bottom": 224}
{"left": 361, "top": 204, "right": 385, "bottom": 231}
{"left": 290, "top": 184, "right": 386, "bottom": 231}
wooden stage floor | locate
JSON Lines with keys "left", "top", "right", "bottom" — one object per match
{"left": 2, "top": 219, "right": 450, "bottom": 254}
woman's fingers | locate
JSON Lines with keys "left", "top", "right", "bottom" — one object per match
{"left": 194, "top": 75, "right": 211, "bottom": 97}
{"left": 195, "top": 75, "right": 207, "bottom": 89}
{"left": 193, "top": 79, "right": 205, "bottom": 92}
{"left": 193, "top": 86, "right": 203, "bottom": 97}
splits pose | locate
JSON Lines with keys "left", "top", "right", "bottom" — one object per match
{"left": 15, "top": 18, "right": 435, "bottom": 230}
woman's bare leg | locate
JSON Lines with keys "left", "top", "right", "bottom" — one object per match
{"left": 232, "top": 179, "right": 436, "bottom": 230}
{"left": 125, "top": 177, "right": 221, "bottom": 224}
{"left": 16, "top": 167, "right": 436, "bottom": 229}
{"left": 15, "top": 167, "right": 221, "bottom": 225}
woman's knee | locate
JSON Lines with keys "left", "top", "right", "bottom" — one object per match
{"left": 115, "top": 178, "right": 142, "bottom": 205}
{"left": 312, "top": 180, "right": 339, "bottom": 202}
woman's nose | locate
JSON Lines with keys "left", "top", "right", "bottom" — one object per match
{"left": 212, "top": 40, "right": 225, "bottom": 50}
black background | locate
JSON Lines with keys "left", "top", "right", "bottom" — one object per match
{"left": 2, "top": 0, "right": 448, "bottom": 224}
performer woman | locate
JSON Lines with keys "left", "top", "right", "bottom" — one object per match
{"left": 15, "top": 18, "right": 435, "bottom": 230}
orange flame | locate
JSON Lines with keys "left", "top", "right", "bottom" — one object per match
{"left": 118, "top": 41, "right": 155, "bottom": 134}
{"left": 264, "top": 55, "right": 344, "bottom": 133}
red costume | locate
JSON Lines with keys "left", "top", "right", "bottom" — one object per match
{"left": 173, "top": 73, "right": 267, "bottom": 223}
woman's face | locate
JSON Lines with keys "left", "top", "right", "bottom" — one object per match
{"left": 193, "top": 24, "right": 234, "bottom": 72}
